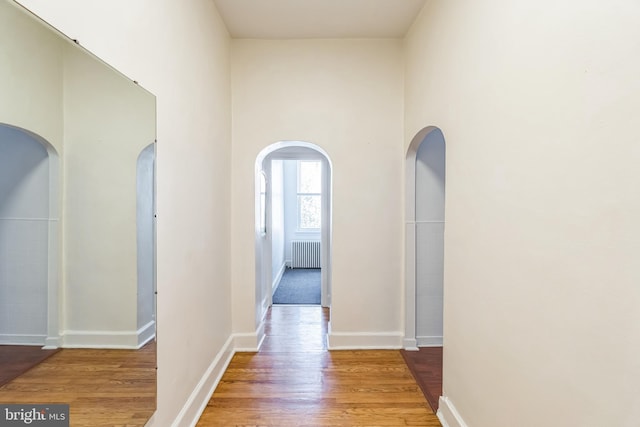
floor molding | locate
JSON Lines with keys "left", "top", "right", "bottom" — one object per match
{"left": 417, "top": 335, "right": 443, "bottom": 347}
{"left": 403, "top": 337, "right": 419, "bottom": 351}
{"left": 61, "top": 329, "right": 141, "bottom": 349}
{"left": 170, "top": 335, "right": 235, "bottom": 427}
{"left": 234, "top": 324, "right": 265, "bottom": 352}
{"left": 137, "top": 321, "right": 156, "bottom": 348}
{"left": 327, "top": 331, "right": 403, "bottom": 349}
{"left": 437, "top": 396, "right": 468, "bottom": 427}
{"left": 272, "top": 262, "right": 286, "bottom": 291}
{"left": 0, "top": 333, "right": 46, "bottom": 346}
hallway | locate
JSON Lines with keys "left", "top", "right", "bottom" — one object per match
{"left": 196, "top": 306, "right": 440, "bottom": 426}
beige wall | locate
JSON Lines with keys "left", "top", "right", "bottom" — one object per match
{"left": 0, "top": 1, "right": 63, "bottom": 150}
{"left": 231, "top": 39, "right": 405, "bottom": 346}
{"left": 15, "top": 0, "right": 233, "bottom": 424}
{"left": 406, "top": 1, "right": 640, "bottom": 426}
{"left": 62, "top": 44, "right": 155, "bottom": 340}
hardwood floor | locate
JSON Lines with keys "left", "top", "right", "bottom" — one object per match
{"left": 0, "top": 341, "right": 156, "bottom": 427}
{"left": 197, "top": 306, "right": 441, "bottom": 426}
{"left": 400, "top": 347, "right": 443, "bottom": 412}
{"left": 0, "top": 345, "right": 60, "bottom": 387}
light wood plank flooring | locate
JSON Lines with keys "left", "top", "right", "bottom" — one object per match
{"left": 0, "top": 341, "right": 156, "bottom": 427}
{"left": 197, "top": 306, "right": 441, "bottom": 426}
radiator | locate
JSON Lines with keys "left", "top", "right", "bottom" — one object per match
{"left": 291, "top": 240, "right": 321, "bottom": 268}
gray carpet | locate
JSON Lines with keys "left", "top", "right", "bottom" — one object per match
{"left": 273, "top": 268, "right": 321, "bottom": 304}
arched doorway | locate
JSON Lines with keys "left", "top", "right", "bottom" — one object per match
{"left": 404, "top": 127, "right": 446, "bottom": 349}
{"left": 254, "top": 142, "right": 333, "bottom": 325}
{"left": 0, "top": 123, "right": 60, "bottom": 347}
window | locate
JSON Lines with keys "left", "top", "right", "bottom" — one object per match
{"left": 297, "top": 160, "right": 321, "bottom": 229}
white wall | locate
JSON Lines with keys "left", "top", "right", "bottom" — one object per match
{"left": 14, "top": 0, "right": 232, "bottom": 425}
{"left": 405, "top": 1, "right": 640, "bottom": 426}
{"left": 270, "top": 160, "right": 285, "bottom": 288}
{"left": 62, "top": 43, "right": 155, "bottom": 344}
{"left": 0, "top": 126, "right": 49, "bottom": 345}
{"left": 0, "top": 1, "right": 63, "bottom": 147}
{"left": 231, "top": 39, "right": 404, "bottom": 347}
{"left": 415, "top": 128, "right": 445, "bottom": 347}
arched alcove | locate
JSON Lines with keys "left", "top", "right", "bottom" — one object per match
{"left": 404, "top": 126, "right": 446, "bottom": 350}
{"left": 254, "top": 141, "right": 333, "bottom": 332}
{"left": 0, "top": 123, "right": 59, "bottom": 347}
{"left": 136, "top": 143, "right": 156, "bottom": 346}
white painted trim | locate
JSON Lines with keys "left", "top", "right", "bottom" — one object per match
{"left": 261, "top": 296, "right": 270, "bottom": 319}
{"left": 417, "top": 335, "right": 443, "bottom": 347}
{"left": 403, "top": 337, "right": 419, "bottom": 351}
{"left": 62, "top": 329, "right": 140, "bottom": 349}
{"left": 137, "top": 320, "right": 156, "bottom": 348}
{"left": 43, "top": 336, "right": 61, "bottom": 349}
{"left": 144, "top": 412, "right": 156, "bottom": 427}
{"left": 233, "top": 326, "right": 265, "bottom": 352}
{"left": 0, "top": 334, "right": 47, "bottom": 346}
{"left": 256, "top": 316, "right": 266, "bottom": 350}
{"left": 404, "top": 221, "right": 417, "bottom": 346}
{"left": 272, "top": 261, "right": 286, "bottom": 291}
{"left": 60, "top": 322, "right": 155, "bottom": 349}
{"left": 169, "top": 335, "right": 235, "bottom": 427}
{"left": 327, "top": 331, "right": 403, "bottom": 349}
{"left": 437, "top": 396, "right": 468, "bottom": 427}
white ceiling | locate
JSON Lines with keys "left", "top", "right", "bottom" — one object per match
{"left": 213, "top": 0, "right": 428, "bottom": 39}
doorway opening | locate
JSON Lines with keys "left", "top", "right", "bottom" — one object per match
{"left": 0, "top": 123, "right": 60, "bottom": 348}
{"left": 254, "top": 142, "right": 332, "bottom": 323}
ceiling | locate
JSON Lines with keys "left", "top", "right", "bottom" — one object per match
{"left": 212, "top": 0, "right": 428, "bottom": 39}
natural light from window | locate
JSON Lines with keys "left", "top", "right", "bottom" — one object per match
{"left": 298, "top": 160, "right": 321, "bottom": 229}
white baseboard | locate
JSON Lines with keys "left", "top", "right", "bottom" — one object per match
{"left": 137, "top": 321, "right": 156, "bottom": 348}
{"left": 327, "top": 331, "right": 403, "bottom": 349}
{"left": 62, "top": 329, "right": 141, "bottom": 349}
{"left": 170, "top": 335, "right": 235, "bottom": 427}
{"left": 272, "top": 262, "right": 286, "bottom": 291}
{"left": 233, "top": 323, "right": 265, "bottom": 352}
{"left": 0, "top": 334, "right": 46, "bottom": 346}
{"left": 417, "top": 335, "right": 443, "bottom": 347}
{"left": 168, "top": 326, "right": 272, "bottom": 427}
{"left": 403, "top": 337, "right": 418, "bottom": 350}
{"left": 43, "top": 335, "right": 61, "bottom": 349}
{"left": 437, "top": 396, "right": 468, "bottom": 427}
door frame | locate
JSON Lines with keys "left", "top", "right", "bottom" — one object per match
{"left": 255, "top": 141, "right": 333, "bottom": 321}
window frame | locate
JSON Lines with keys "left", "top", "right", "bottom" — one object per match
{"left": 296, "top": 160, "right": 322, "bottom": 231}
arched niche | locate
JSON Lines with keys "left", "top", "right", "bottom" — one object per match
{"left": 137, "top": 143, "right": 157, "bottom": 347}
{"left": 404, "top": 126, "right": 446, "bottom": 350}
{"left": 0, "top": 123, "right": 60, "bottom": 347}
